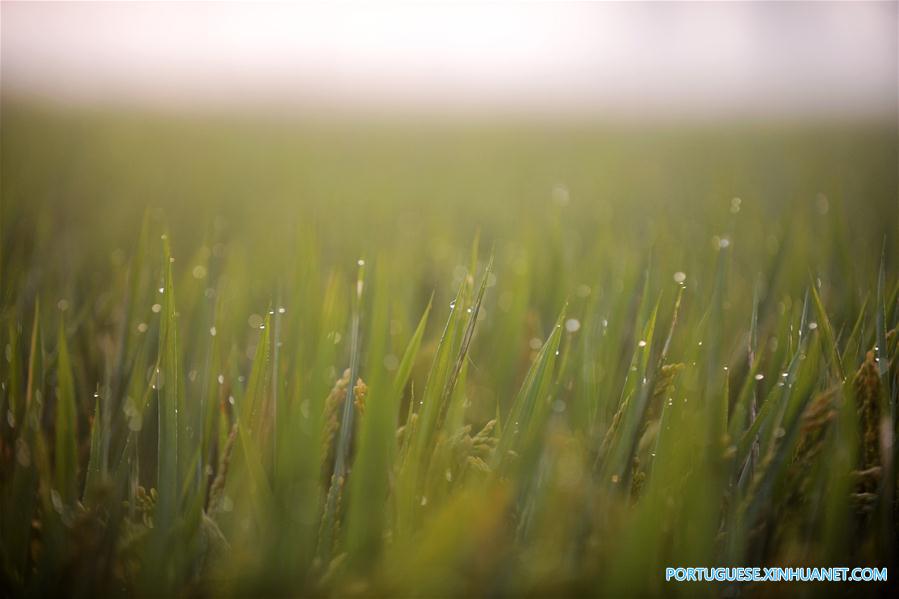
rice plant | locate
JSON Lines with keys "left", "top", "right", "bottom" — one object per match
{"left": 0, "top": 104, "right": 896, "bottom": 596}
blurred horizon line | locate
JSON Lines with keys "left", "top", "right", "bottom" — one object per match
{"left": 3, "top": 90, "right": 898, "bottom": 129}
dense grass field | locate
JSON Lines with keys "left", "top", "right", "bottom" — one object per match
{"left": 1, "top": 103, "right": 897, "bottom": 596}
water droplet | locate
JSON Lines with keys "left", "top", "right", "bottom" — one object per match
{"left": 551, "top": 183, "right": 570, "bottom": 206}
{"left": 209, "top": 326, "right": 217, "bottom": 336}
{"left": 638, "top": 340, "right": 647, "bottom": 348}
{"left": 16, "top": 439, "right": 31, "bottom": 467}
{"left": 192, "top": 265, "right": 207, "bottom": 279}
{"left": 247, "top": 314, "right": 264, "bottom": 329}
{"left": 449, "top": 300, "right": 456, "bottom": 309}
{"left": 754, "top": 374, "right": 765, "bottom": 381}
{"left": 673, "top": 271, "right": 687, "bottom": 283}
{"left": 50, "top": 489, "right": 63, "bottom": 513}
{"left": 565, "top": 318, "right": 581, "bottom": 333}
{"left": 151, "top": 303, "right": 162, "bottom": 313}
{"left": 110, "top": 248, "right": 126, "bottom": 266}
{"left": 357, "top": 259, "right": 365, "bottom": 266}
{"left": 466, "top": 307, "right": 472, "bottom": 314}
{"left": 730, "top": 197, "right": 742, "bottom": 213}
{"left": 554, "top": 350, "right": 560, "bottom": 356}
{"left": 217, "top": 374, "right": 225, "bottom": 385}
{"left": 420, "top": 496, "right": 428, "bottom": 506}
{"left": 278, "top": 307, "right": 286, "bottom": 314}
{"left": 228, "top": 395, "right": 235, "bottom": 405}
{"left": 137, "top": 322, "right": 148, "bottom": 333}
{"left": 808, "top": 322, "right": 818, "bottom": 330}
{"left": 158, "top": 287, "right": 165, "bottom": 293}
{"left": 529, "top": 337, "right": 542, "bottom": 350}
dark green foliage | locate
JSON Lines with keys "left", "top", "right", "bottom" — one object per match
{"left": 1, "top": 103, "right": 897, "bottom": 596}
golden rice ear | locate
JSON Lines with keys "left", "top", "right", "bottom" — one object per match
{"left": 207, "top": 421, "right": 238, "bottom": 515}
{"left": 853, "top": 350, "right": 881, "bottom": 474}
{"left": 352, "top": 378, "right": 367, "bottom": 413}
{"left": 320, "top": 369, "right": 353, "bottom": 481}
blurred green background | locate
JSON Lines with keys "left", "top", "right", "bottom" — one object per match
{"left": 1, "top": 98, "right": 896, "bottom": 596}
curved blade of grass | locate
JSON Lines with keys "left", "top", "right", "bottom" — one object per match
{"left": 395, "top": 272, "right": 477, "bottom": 538}
{"left": 810, "top": 280, "right": 844, "bottom": 382}
{"left": 392, "top": 294, "right": 432, "bottom": 398}
{"left": 734, "top": 342, "right": 805, "bottom": 476}
{"left": 596, "top": 295, "right": 660, "bottom": 489}
{"left": 436, "top": 256, "right": 492, "bottom": 436}
{"left": 241, "top": 313, "right": 271, "bottom": 440}
{"left": 493, "top": 305, "right": 566, "bottom": 474}
{"left": 410, "top": 281, "right": 466, "bottom": 461}
{"left": 319, "top": 259, "right": 365, "bottom": 560}
{"left": 140, "top": 233, "right": 184, "bottom": 593}
{"left": 741, "top": 340, "right": 820, "bottom": 527}
{"left": 345, "top": 260, "right": 393, "bottom": 569}
{"left": 840, "top": 293, "right": 868, "bottom": 369}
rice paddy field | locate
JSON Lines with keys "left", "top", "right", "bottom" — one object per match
{"left": 1, "top": 102, "right": 897, "bottom": 597}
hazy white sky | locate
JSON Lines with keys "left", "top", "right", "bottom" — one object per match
{"left": 2, "top": 1, "right": 896, "bottom": 119}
